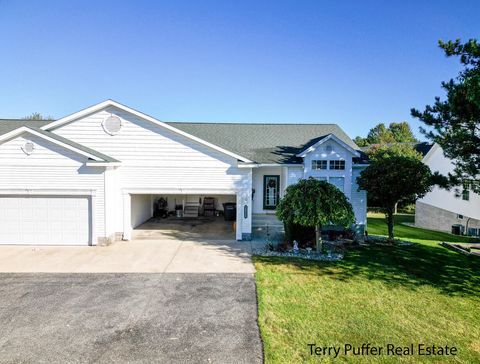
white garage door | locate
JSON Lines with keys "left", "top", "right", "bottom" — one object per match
{"left": 0, "top": 195, "right": 90, "bottom": 245}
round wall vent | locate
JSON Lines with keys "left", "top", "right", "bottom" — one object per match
{"left": 102, "top": 115, "right": 122, "bottom": 135}
{"left": 22, "top": 141, "right": 35, "bottom": 155}
{"left": 325, "top": 145, "right": 333, "bottom": 153}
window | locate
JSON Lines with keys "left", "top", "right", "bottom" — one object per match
{"left": 312, "top": 160, "right": 328, "bottom": 170}
{"left": 462, "top": 180, "right": 470, "bottom": 201}
{"left": 468, "top": 228, "right": 478, "bottom": 237}
{"left": 329, "top": 177, "right": 345, "bottom": 193}
{"left": 329, "top": 160, "right": 345, "bottom": 170}
{"left": 457, "top": 214, "right": 464, "bottom": 219}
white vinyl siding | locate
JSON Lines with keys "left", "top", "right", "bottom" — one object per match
{"left": 0, "top": 135, "right": 105, "bottom": 240}
{"left": 303, "top": 139, "right": 352, "bottom": 199}
{"left": 418, "top": 145, "right": 480, "bottom": 221}
{"left": 286, "top": 167, "right": 303, "bottom": 186}
{"left": 351, "top": 167, "right": 367, "bottom": 225}
{"left": 329, "top": 177, "right": 345, "bottom": 192}
{"left": 53, "top": 107, "right": 252, "bottom": 236}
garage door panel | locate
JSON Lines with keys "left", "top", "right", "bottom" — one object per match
{"left": 0, "top": 196, "right": 91, "bottom": 246}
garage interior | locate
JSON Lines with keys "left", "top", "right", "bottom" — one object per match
{"left": 131, "top": 194, "right": 237, "bottom": 240}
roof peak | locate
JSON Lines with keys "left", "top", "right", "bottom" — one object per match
{"left": 166, "top": 121, "right": 340, "bottom": 126}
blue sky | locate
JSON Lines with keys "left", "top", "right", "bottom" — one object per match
{"left": 0, "top": 1, "right": 478, "bottom": 139}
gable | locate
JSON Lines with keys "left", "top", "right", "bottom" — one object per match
{"left": 42, "top": 100, "right": 250, "bottom": 163}
{"left": 50, "top": 107, "right": 243, "bottom": 167}
{"left": 302, "top": 138, "right": 355, "bottom": 174}
{"left": 0, "top": 132, "right": 91, "bottom": 166}
{"left": 423, "top": 144, "right": 455, "bottom": 175}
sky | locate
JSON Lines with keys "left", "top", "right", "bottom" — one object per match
{"left": 0, "top": 1, "right": 478, "bottom": 140}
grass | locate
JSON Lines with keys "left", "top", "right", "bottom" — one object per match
{"left": 254, "top": 213, "right": 480, "bottom": 363}
{"left": 367, "top": 213, "right": 478, "bottom": 244}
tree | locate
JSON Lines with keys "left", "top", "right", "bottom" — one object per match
{"left": 411, "top": 39, "right": 480, "bottom": 193}
{"left": 22, "top": 112, "right": 54, "bottom": 120}
{"left": 357, "top": 156, "right": 433, "bottom": 240}
{"left": 354, "top": 121, "right": 418, "bottom": 146}
{"left": 366, "top": 123, "right": 396, "bottom": 144}
{"left": 389, "top": 122, "right": 418, "bottom": 143}
{"left": 367, "top": 143, "right": 422, "bottom": 162}
{"left": 353, "top": 136, "right": 369, "bottom": 147}
{"left": 276, "top": 178, "right": 354, "bottom": 252}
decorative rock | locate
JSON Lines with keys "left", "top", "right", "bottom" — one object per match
{"left": 252, "top": 247, "right": 343, "bottom": 261}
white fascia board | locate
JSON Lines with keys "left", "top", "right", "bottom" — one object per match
{"left": 42, "top": 100, "right": 252, "bottom": 163}
{"left": 296, "top": 134, "right": 360, "bottom": 158}
{"left": 122, "top": 187, "right": 239, "bottom": 195}
{"left": 421, "top": 143, "right": 440, "bottom": 165}
{"left": 238, "top": 163, "right": 303, "bottom": 168}
{"left": 86, "top": 161, "right": 122, "bottom": 167}
{"left": 0, "top": 126, "right": 104, "bottom": 161}
{"left": 0, "top": 188, "right": 97, "bottom": 196}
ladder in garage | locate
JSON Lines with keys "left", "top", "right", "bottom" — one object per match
{"left": 183, "top": 195, "right": 200, "bottom": 218}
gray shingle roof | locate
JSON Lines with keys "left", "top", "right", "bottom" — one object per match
{"left": 0, "top": 119, "right": 51, "bottom": 135}
{"left": 0, "top": 118, "right": 361, "bottom": 165}
{"left": 166, "top": 122, "right": 359, "bottom": 164}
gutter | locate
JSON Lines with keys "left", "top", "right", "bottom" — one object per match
{"left": 238, "top": 163, "right": 303, "bottom": 168}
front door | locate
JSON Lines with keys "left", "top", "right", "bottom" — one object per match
{"left": 263, "top": 175, "right": 280, "bottom": 210}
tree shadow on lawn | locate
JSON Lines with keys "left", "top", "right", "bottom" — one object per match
{"left": 255, "top": 242, "right": 480, "bottom": 298}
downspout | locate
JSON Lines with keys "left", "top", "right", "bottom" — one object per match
{"left": 465, "top": 217, "right": 471, "bottom": 236}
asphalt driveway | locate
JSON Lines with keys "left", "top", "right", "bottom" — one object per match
{"left": 0, "top": 273, "right": 263, "bottom": 364}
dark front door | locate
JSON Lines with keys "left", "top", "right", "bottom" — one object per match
{"left": 263, "top": 175, "right": 280, "bottom": 210}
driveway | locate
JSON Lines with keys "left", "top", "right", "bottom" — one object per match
{"left": 0, "top": 273, "right": 263, "bottom": 363}
{"left": 0, "top": 238, "right": 256, "bottom": 273}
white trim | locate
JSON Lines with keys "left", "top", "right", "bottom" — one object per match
{"left": 0, "top": 188, "right": 97, "bottom": 196}
{"left": 90, "top": 193, "right": 97, "bottom": 246}
{"left": 0, "top": 126, "right": 105, "bottom": 162}
{"left": 122, "top": 187, "right": 239, "bottom": 195}
{"left": 296, "top": 134, "right": 360, "bottom": 158}
{"left": 422, "top": 143, "right": 440, "bottom": 164}
{"left": 122, "top": 193, "right": 132, "bottom": 241}
{"left": 86, "top": 161, "right": 122, "bottom": 167}
{"left": 238, "top": 163, "right": 302, "bottom": 168}
{"left": 42, "top": 100, "right": 252, "bottom": 163}
{"left": 236, "top": 194, "right": 243, "bottom": 240}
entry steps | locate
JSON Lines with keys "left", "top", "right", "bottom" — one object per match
{"left": 252, "top": 214, "right": 284, "bottom": 242}
{"left": 183, "top": 196, "right": 200, "bottom": 218}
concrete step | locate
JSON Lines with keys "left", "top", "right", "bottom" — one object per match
{"left": 252, "top": 214, "right": 283, "bottom": 228}
{"left": 183, "top": 212, "right": 199, "bottom": 217}
{"left": 184, "top": 205, "right": 199, "bottom": 217}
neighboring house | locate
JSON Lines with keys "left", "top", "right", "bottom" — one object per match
{"left": 0, "top": 100, "right": 367, "bottom": 246}
{"left": 416, "top": 143, "right": 480, "bottom": 236}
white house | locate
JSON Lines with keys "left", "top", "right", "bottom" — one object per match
{"left": 0, "top": 100, "right": 367, "bottom": 245}
{"left": 416, "top": 143, "right": 480, "bottom": 236}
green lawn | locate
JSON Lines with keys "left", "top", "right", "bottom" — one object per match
{"left": 367, "top": 213, "right": 478, "bottom": 244}
{"left": 254, "top": 213, "right": 480, "bottom": 363}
